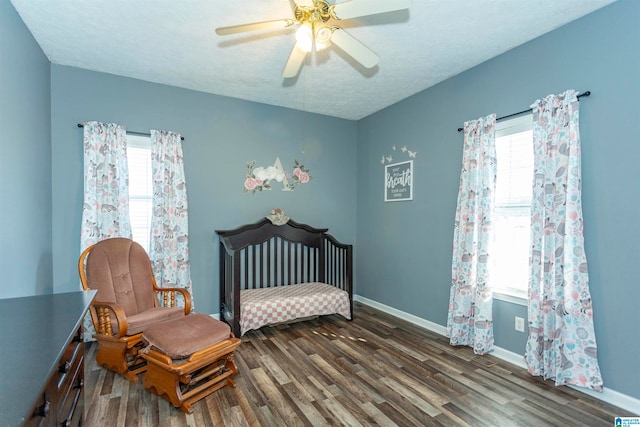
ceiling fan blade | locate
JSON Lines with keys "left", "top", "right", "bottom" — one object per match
{"left": 282, "top": 42, "right": 308, "bottom": 78}
{"left": 330, "top": 27, "right": 379, "bottom": 68}
{"left": 216, "top": 19, "right": 296, "bottom": 35}
{"left": 332, "top": 0, "right": 411, "bottom": 20}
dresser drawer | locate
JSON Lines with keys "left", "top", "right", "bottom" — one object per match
{"left": 51, "top": 329, "right": 83, "bottom": 401}
{"left": 25, "top": 327, "right": 85, "bottom": 427}
{"left": 54, "top": 351, "right": 84, "bottom": 427}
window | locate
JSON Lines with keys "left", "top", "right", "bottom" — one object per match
{"left": 127, "top": 135, "right": 153, "bottom": 253}
{"left": 491, "top": 115, "right": 533, "bottom": 302}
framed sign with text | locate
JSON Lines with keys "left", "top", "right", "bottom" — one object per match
{"left": 384, "top": 160, "right": 413, "bottom": 202}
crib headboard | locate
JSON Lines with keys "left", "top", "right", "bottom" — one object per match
{"left": 216, "top": 218, "right": 353, "bottom": 335}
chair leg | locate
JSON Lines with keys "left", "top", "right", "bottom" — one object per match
{"left": 95, "top": 340, "right": 143, "bottom": 383}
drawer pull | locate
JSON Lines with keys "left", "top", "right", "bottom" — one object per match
{"left": 58, "top": 361, "right": 71, "bottom": 374}
{"left": 33, "top": 399, "right": 50, "bottom": 418}
{"left": 60, "top": 382, "right": 83, "bottom": 427}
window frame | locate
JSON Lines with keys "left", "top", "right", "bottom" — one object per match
{"left": 126, "top": 134, "right": 153, "bottom": 253}
{"left": 491, "top": 114, "right": 533, "bottom": 306}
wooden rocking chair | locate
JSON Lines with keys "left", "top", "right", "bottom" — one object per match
{"left": 78, "top": 238, "right": 191, "bottom": 383}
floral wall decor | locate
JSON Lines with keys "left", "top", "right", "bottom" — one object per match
{"left": 244, "top": 157, "right": 313, "bottom": 194}
{"left": 290, "top": 159, "right": 312, "bottom": 188}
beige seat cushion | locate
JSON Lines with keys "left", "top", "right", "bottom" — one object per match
{"left": 126, "top": 306, "right": 186, "bottom": 335}
{"left": 143, "top": 313, "right": 232, "bottom": 359}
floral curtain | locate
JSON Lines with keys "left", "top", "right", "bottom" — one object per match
{"left": 447, "top": 114, "right": 497, "bottom": 355}
{"left": 80, "top": 121, "right": 131, "bottom": 339}
{"left": 149, "top": 130, "right": 192, "bottom": 307}
{"left": 80, "top": 121, "right": 132, "bottom": 248}
{"left": 525, "top": 90, "right": 603, "bottom": 391}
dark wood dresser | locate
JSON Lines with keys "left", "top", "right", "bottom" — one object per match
{"left": 0, "top": 290, "right": 96, "bottom": 427}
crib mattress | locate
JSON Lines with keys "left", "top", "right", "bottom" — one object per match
{"left": 240, "top": 282, "right": 351, "bottom": 335}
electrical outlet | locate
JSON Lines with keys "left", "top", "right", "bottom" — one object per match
{"left": 515, "top": 316, "right": 525, "bottom": 332}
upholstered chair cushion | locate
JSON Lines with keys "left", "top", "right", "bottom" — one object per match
{"left": 86, "top": 238, "right": 156, "bottom": 314}
{"left": 142, "top": 313, "right": 232, "bottom": 359}
{"left": 125, "top": 307, "right": 185, "bottom": 335}
{"left": 85, "top": 238, "right": 185, "bottom": 334}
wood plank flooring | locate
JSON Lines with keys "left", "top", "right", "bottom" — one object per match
{"left": 84, "top": 302, "right": 634, "bottom": 426}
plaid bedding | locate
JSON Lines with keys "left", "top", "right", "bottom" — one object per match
{"left": 239, "top": 282, "right": 351, "bottom": 335}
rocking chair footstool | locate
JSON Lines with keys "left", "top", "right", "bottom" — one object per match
{"left": 139, "top": 313, "right": 241, "bottom": 413}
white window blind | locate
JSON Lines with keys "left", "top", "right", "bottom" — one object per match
{"left": 491, "top": 115, "right": 533, "bottom": 301}
{"left": 127, "top": 135, "right": 153, "bottom": 253}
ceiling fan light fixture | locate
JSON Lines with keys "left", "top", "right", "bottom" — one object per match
{"left": 314, "top": 25, "right": 332, "bottom": 51}
{"left": 295, "top": 22, "right": 314, "bottom": 53}
{"left": 215, "top": 0, "right": 411, "bottom": 77}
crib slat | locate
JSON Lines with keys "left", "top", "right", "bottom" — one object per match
{"left": 307, "top": 247, "right": 312, "bottom": 282}
{"left": 254, "top": 245, "right": 257, "bottom": 289}
{"left": 294, "top": 243, "right": 299, "bottom": 284}
{"left": 339, "top": 249, "right": 344, "bottom": 289}
{"left": 280, "top": 238, "right": 285, "bottom": 287}
{"left": 288, "top": 241, "right": 293, "bottom": 285}
{"left": 266, "top": 240, "right": 271, "bottom": 288}
{"left": 319, "top": 239, "right": 325, "bottom": 283}
{"left": 330, "top": 244, "right": 334, "bottom": 286}
{"left": 293, "top": 242, "right": 298, "bottom": 284}
{"left": 243, "top": 248, "right": 249, "bottom": 290}
{"left": 256, "top": 243, "right": 262, "bottom": 289}
{"left": 292, "top": 242, "right": 295, "bottom": 283}
{"left": 331, "top": 245, "right": 338, "bottom": 284}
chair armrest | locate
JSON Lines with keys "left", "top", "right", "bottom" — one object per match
{"left": 154, "top": 286, "right": 192, "bottom": 314}
{"left": 90, "top": 300, "right": 129, "bottom": 338}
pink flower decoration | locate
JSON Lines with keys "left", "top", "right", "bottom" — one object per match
{"left": 244, "top": 177, "right": 257, "bottom": 190}
{"left": 299, "top": 172, "right": 310, "bottom": 184}
{"left": 293, "top": 167, "right": 302, "bottom": 178}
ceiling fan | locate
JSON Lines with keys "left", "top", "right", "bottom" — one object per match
{"left": 215, "top": 0, "right": 411, "bottom": 78}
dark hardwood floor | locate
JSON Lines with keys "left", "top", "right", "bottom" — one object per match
{"left": 84, "top": 302, "right": 634, "bottom": 426}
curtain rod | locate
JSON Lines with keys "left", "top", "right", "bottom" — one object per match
{"left": 77, "top": 123, "right": 185, "bottom": 141}
{"left": 456, "top": 90, "right": 591, "bottom": 132}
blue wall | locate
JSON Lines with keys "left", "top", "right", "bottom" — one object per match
{"left": 3, "top": 0, "right": 637, "bottom": 403}
{"left": 0, "top": 0, "right": 52, "bottom": 298}
{"left": 50, "top": 66, "right": 358, "bottom": 315}
{"left": 356, "top": 0, "right": 639, "bottom": 399}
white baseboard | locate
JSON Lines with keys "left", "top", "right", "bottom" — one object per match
{"left": 354, "top": 294, "right": 448, "bottom": 336}
{"left": 490, "top": 345, "right": 527, "bottom": 369}
{"left": 353, "top": 294, "right": 640, "bottom": 416}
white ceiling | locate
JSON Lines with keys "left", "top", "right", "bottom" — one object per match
{"left": 11, "top": 0, "right": 616, "bottom": 120}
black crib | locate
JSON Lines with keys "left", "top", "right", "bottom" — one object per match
{"left": 216, "top": 218, "right": 353, "bottom": 337}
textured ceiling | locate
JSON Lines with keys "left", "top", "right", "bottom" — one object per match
{"left": 11, "top": 0, "right": 616, "bottom": 120}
